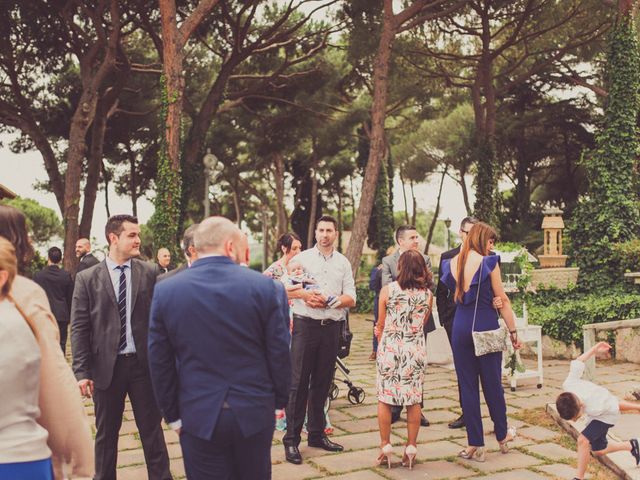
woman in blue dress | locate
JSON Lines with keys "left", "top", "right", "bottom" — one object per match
{"left": 440, "top": 222, "right": 522, "bottom": 462}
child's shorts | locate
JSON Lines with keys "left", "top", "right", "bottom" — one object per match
{"left": 582, "top": 419, "right": 614, "bottom": 451}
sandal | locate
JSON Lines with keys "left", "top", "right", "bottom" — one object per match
{"left": 377, "top": 443, "right": 394, "bottom": 469}
{"left": 631, "top": 438, "right": 640, "bottom": 465}
{"left": 499, "top": 426, "right": 517, "bottom": 453}
{"left": 458, "top": 446, "right": 485, "bottom": 462}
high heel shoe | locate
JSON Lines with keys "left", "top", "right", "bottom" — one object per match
{"left": 499, "top": 426, "right": 517, "bottom": 454}
{"left": 458, "top": 446, "right": 485, "bottom": 462}
{"left": 402, "top": 444, "right": 418, "bottom": 469}
{"left": 377, "top": 443, "right": 394, "bottom": 469}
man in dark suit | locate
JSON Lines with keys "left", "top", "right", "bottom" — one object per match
{"left": 436, "top": 216, "right": 478, "bottom": 429}
{"left": 71, "top": 214, "right": 171, "bottom": 480}
{"left": 157, "top": 224, "right": 199, "bottom": 283}
{"left": 381, "top": 225, "right": 434, "bottom": 426}
{"left": 148, "top": 217, "right": 291, "bottom": 479}
{"left": 34, "top": 246, "right": 73, "bottom": 353}
{"left": 75, "top": 237, "right": 100, "bottom": 273}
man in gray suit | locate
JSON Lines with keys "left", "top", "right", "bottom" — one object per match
{"left": 381, "top": 224, "right": 435, "bottom": 426}
{"left": 71, "top": 214, "right": 171, "bottom": 480}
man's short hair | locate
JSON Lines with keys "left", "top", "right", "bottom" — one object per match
{"left": 48, "top": 246, "right": 62, "bottom": 264}
{"left": 194, "top": 217, "right": 238, "bottom": 253}
{"left": 105, "top": 214, "right": 138, "bottom": 245}
{"left": 395, "top": 225, "right": 417, "bottom": 243}
{"left": 316, "top": 215, "right": 338, "bottom": 230}
{"left": 182, "top": 224, "right": 199, "bottom": 257}
{"left": 556, "top": 392, "right": 581, "bottom": 420}
{"left": 460, "top": 216, "right": 479, "bottom": 230}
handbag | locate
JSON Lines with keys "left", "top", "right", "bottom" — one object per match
{"left": 471, "top": 262, "right": 510, "bottom": 356}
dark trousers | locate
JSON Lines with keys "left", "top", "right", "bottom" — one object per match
{"left": 180, "top": 409, "right": 273, "bottom": 480}
{"left": 283, "top": 316, "right": 340, "bottom": 446}
{"left": 443, "top": 320, "right": 463, "bottom": 410}
{"left": 58, "top": 322, "right": 68, "bottom": 355}
{"left": 93, "top": 354, "right": 171, "bottom": 480}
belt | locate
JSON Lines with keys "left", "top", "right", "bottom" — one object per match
{"left": 118, "top": 352, "right": 137, "bottom": 358}
{"left": 293, "top": 314, "right": 341, "bottom": 326}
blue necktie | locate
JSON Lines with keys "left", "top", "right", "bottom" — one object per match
{"left": 116, "top": 265, "right": 128, "bottom": 351}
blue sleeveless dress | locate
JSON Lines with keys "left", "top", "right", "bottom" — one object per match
{"left": 441, "top": 254, "right": 508, "bottom": 447}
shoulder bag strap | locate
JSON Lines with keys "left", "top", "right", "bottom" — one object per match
{"left": 471, "top": 260, "right": 483, "bottom": 333}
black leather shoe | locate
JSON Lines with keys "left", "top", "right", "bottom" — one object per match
{"left": 308, "top": 437, "right": 344, "bottom": 452}
{"left": 391, "top": 408, "right": 401, "bottom": 424}
{"left": 284, "top": 445, "right": 302, "bottom": 464}
{"left": 448, "top": 415, "right": 465, "bottom": 429}
{"left": 420, "top": 414, "right": 430, "bottom": 427}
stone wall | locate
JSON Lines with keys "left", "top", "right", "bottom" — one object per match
{"left": 521, "top": 329, "right": 640, "bottom": 363}
{"left": 530, "top": 267, "right": 579, "bottom": 289}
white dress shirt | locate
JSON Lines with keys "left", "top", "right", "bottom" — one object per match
{"left": 105, "top": 256, "right": 136, "bottom": 354}
{"left": 563, "top": 360, "right": 619, "bottom": 425}
{"left": 290, "top": 246, "right": 356, "bottom": 321}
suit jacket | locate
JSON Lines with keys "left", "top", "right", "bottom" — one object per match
{"left": 381, "top": 249, "right": 435, "bottom": 333}
{"left": 435, "top": 245, "right": 460, "bottom": 330}
{"left": 148, "top": 256, "right": 291, "bottom": 441}
{"left": 71, "top": 258, "right": 157, "bottom": 390}
{"left": 11, "top": 276, "right": 94, "bottom": 479}
{"left": 76, "top": 253, "right": 100, "bottom": 273}
{"left": 157, "top": 263, "right": 187, "bottom": 282}
{"left": 33, "top": 265, "right": 73, "bottom": 324}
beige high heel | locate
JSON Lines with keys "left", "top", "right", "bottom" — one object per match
{"left": 458, "top": 446, "right": 485, "bottom": 462}
{"left": 402, "top": 444, "right": 418, "bottom": 469}
{"left": 377, "top": 443, "right": 394, "bottom": 469}
{"left": 499, "top": 426, "right": 517, "bottom": 453}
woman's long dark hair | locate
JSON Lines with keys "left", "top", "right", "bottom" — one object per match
{"left": 454, "top": 222, "right": 497, "bottom": 303}
{"left": 397, "top": 250, "right": 432, "bottom": 290}
{"left": 277, "top": 232, "right": 301, "bottom": 255}
{"left": 0, "top": 205, "right": 34, "bottom": 275}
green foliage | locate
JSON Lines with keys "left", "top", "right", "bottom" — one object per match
{"left": 473, "top": 138, "right": 500, "bottom": 228}
{"left": 1, "top": 197, "right": 63, "bottom": 245}
{"left": 611, "top": 239, "right": 640, "bottom": 274}
{"left": 149, "top": 76, "right": 182, "bottom": 260}
{"left": 354, "top": 284, "right": 376, "bottom": 314}
{"left": 570, "top": 16, "right": 640, "bottom": 288}
{"left": 370, "top": 153, "right": 395, "bottom": 262}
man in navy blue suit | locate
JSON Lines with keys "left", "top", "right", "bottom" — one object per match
{"left": 148, "top": 217, "right": 292, "bottom": 479}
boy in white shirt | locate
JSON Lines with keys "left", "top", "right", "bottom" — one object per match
{"left": 556, "top": 341, "right": 640, "bottom": 480}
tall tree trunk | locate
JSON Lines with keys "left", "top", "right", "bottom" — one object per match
{"left": 62, "top": 0, "right": 120, "bottom": 272}
{"left": 399, "top": 168, "right": 410, "bottom": 223}
{"left": 103, "top": 160, "right": 111, "bottom": 219}
{"left": 337, "top": 186, "right": 343, "bottom": 253}
{"left": 345, "top": 0, "right": 396, "bottom": 275}
{"left": 126, "top": 143, "right": 139, "bottom": 217}
{"left": 273, "top": 152, "right": 288, "bottom": 237}
{"left": 307, "top": 164, "right": 319, "bottom": 247}
{"left": 410, "top": 179, "right": 417, "bottom": 227}
{"left": 459, "top": 172, "right": 472, "bottom": 215}
{"left": 425, "top": 166, "right": 448, "bottom": 254}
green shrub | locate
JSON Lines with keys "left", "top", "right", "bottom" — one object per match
{"left": 611, "top": 239, "right": 640, "bottom": 274}
{"left": 518, "top": 288, "right": 640, "bottom": 346}
{"left": 354, "top": 284, "right": 375, "bottom": 314}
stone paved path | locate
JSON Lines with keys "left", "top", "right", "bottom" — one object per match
{"left": 82, "top": 314, "right": 633, "bottom": 479}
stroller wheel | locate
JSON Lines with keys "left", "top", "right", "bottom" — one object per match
{"left": 347, "top": 387, "right": 365, "bottom": 405}
{"left": 329, "top": 383, "right": 339, "bottom": 400}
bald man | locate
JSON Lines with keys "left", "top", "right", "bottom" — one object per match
{"left": 155, "top": 248, "right": 172, "bottom": 275}
{"left": 76, "top": 238, "right": 100, "bottom": 273}
{"left": 148, "top": 217, "right": 291, "bottom": 480}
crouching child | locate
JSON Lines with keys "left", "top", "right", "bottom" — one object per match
{"left": 556, "top": 341, "right": 640, "bottom": 480}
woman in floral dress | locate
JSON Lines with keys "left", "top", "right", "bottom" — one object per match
{"left": 375, "top": 250, "right": 433, "bottom": 469}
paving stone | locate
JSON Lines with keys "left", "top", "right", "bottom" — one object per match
{"left": 272, "top": 461, "right": 322, "bottom": 479}
{"left": 321, "top": 470, "right": 388, "bottom": 480}
{"left": 479, "top": 469, "right": 548, "bottom": 479}
{"left": 415, "top": 440, "right": 464, "bottom": 460}
{"left": 333, "top": 431, "right": 404, "bottom": 451}
{"left": 525, "top": 442, "right": 575, "bottom": 461}
{"left": 311, "top": 448, "right": 384, "bottom": 474}
{"left": 347, "top": 403, "right": 379, "bottom": 418}
{"left": 415, "top": 422, "right": 467, "bottom": 443}
{"left": 461, "top": 450, "right": 543, "bottom": 473}
{"left": 338, "top": 417, "right": 380, "bottom": 434}
{"left": 384, "top": 460, "right": 476, "bottom": 479}
{"left": 118, "top": 434, "right": 141, "bottom": 450}
{"left": 536, "top": 463, "right": 585, "bottom": 479}
{"left": 116, "top": 447, "right": 145, "bottom": 467}
{"left": 518, "top": 425, "right": 560, "bottom": 442}
{"left": 423, "top": 397, "right": 460, "bottom": 410}
{"left": 117, "top": 465, "right": 149, "bottom": 480}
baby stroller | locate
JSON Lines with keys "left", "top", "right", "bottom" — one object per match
{"left": 329, "top": 312, "right": 366, "bottom": 405}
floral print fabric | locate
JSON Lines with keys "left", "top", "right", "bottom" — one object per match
{"left": 376, "top": 281, "right": 431, "bottom": 406}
